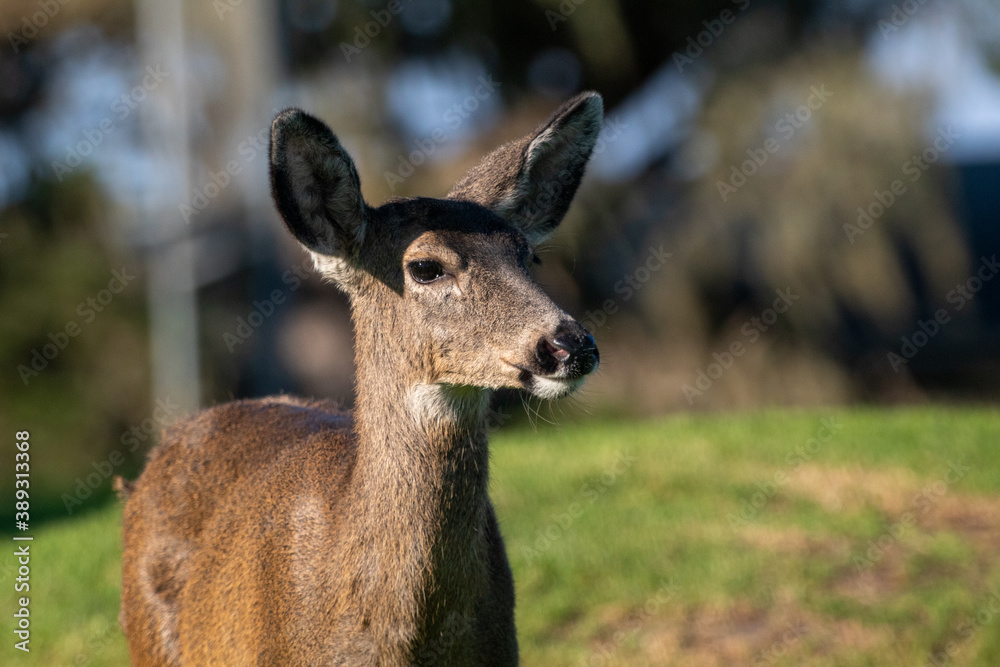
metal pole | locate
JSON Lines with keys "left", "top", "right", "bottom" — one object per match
{"left": 136, "top": 0, "right": 201, "bottom": 413}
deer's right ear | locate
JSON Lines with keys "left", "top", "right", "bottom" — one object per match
{"left": 447, "top": 92, "right": 603, "bottom": 245}
{"left": 270, "top": 109, "right": 367, "bottom": 259}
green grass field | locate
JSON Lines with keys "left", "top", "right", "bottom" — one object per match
{"left": 5, "top": 407, "right": 1000, "bottom": 665}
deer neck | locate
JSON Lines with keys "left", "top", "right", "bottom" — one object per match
{"left": 353, "top": 364, "right": 492, "bottom": 522}
{"left": 344, "top": 300, "right": 492, "bottom": 638}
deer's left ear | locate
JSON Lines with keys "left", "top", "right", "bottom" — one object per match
{"left": 270, "top": 109, "right": 368, "bottom": 259}
{"left": 447, "top": 91, "right": 603, "bottom": 245}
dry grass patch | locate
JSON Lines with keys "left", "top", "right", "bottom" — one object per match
{"left": 829, "top": 547, "right": 909, "bottom": 605}
{"left": 580, "top": 599, "right": 896, "bottom": 666}
{"left": 783, "top": 463, "right": 921, "bottom": 515}
{"left": 929, "top": 494, "right": 1000, "bottom": 556}
{"left": 738, "top": 524, "right": 851, "bottom": 558}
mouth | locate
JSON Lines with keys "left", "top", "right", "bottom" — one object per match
{"left": 505, "top": 362, "right": 586, "bottom": 399}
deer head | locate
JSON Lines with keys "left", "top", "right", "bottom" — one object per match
{"left": 269, "top": 92, "right": 603, "bottom": 402}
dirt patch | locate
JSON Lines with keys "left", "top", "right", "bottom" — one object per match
{"left": 829, "top": 547, "right": 908, "bottom": 605}
{"left": 582, "top": 599, "right": 893, "bottom": 666}
{"left": 782, "top": 463, "right": 1000, "bottom": 551}
{"left": 927, "top": 494, "right": 1000, "bottom": 556}
{"left": 738, "top": 524, "right": 851, "bottom": 559}
{"left": 785, "top": 465, "right": 1000, "bottom": 606}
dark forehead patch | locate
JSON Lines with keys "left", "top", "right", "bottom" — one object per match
{"left": 376, "top": 197, "right": 525, "bottom": 249}
{"left": 383, "top": 197, "right": 505, "bottom": 231}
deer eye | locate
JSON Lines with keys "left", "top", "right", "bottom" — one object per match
{"left": 408, "top": 259, "right": 446, "bottom": 284}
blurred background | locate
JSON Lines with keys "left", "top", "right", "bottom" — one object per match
{"left": 1, "top": 0, "right": 999, "bottom": 522}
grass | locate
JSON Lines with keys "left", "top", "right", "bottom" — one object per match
{"left": 4, "top": 406, "right": 1000, "bottom": 665}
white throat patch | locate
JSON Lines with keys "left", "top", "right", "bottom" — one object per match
{"left": 408, "top": 383, "right": 489, "bottom": 429}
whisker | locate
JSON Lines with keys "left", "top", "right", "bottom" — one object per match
{"left": 519, "top": 391, "right": 539, "bottom": 432}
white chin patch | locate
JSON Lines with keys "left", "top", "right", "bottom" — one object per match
{"left": 529, "top": 375, "right": 583, "bottom": 400}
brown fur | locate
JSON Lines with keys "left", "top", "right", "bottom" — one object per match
{"left": 120, "top": 93, "right": 603, "bottom": 665}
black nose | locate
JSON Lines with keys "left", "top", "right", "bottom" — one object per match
{"left": 536, "top": 322, "right": 599, "bottom": 378}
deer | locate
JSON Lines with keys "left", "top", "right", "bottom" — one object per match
{"left": 118, "top": 91, "right": 604, "bottom": 666}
